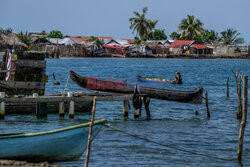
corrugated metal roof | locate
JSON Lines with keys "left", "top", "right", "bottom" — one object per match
{"left": 69, "top": 36, "right": 115, "bottom": 43}
{"left": 168, "top": 40, "right": 193, "bottom": 48}
{"left": 46, "top": 37, "right": 75, "bottom": 45}
{"left": 168, "top": 40, "right": 207, "bottom": 49}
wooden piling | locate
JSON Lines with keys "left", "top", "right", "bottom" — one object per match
{"left": 195, "top": 110, "right": 199, "bottom": 115}
{"left": 35, "top": 93, "right": 47, "bottom": 117}
{"left": 134, "top": 108, "right": 140, "bottom": 118}
{"left": 237, "top": 74, "right": 242, "bottom": 119}
{"left": 123, "top": 100, "right": 129, "bottom": 118}
{"left": 134, "top": 97, "right": 143, "bottom": 119}
{"left": 68, "top": 92, "right": 74, "bottom": 118}
{"left": 59, "top": 101, "right": 65, "bottom": 118}
{"left": 0, "top": 92, "right": 5, "bottom": 120}
{"left": 143, "top": 97, "right": 151, "bottom": 118}
{"left": 205, "top": 92, "right": 210, "bottom": 118}
{"left": 84, "top": 96, "right": 97, "bottom": 167}
{"left": 237, "top": 75, "right": 248, "bottom": 162}
{"left": 226, "top": 76, "right": 229, "bottom": 97}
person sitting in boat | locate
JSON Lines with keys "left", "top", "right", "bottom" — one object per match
{"left": 171, "top": 71, "right": 182, "bottom": 84}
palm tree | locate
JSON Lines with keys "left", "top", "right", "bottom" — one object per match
{"left": 129, "top": 7, "right": 158, "bottom": 41}
{"left": 177, "top": 15, "right": 204, "bottom": 40}
{"left": 220, "top": 28, "right": 245, "bottom": 45}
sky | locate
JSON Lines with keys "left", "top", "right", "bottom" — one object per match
{"left": 1, "top": 0, "right": 250, "bottom": 44}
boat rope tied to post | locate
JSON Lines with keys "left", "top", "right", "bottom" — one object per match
{"left": 104, "top": 124, "right": 236, "bottom": 162}
{"left": 64, "top": 73, "right": 70, "bottom": 91}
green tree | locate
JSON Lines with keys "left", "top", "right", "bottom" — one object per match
{"left": 169, "top": 32, "right": 181, "bottom": 40}
{"left": 149, "top": 29, "right": 167, "bottom": 40}
{"left": 88, "top": 36, "right": 104, "bottom": 45}
{"left": 17, "top": 31, "right": 31, "bottom": 46}
{"left": 177, "top": 15, "right": 204, "bottom": 40}
{"left": 133, "top": 36, "right": 141, "bottom": 45}
{"left": 220, "top": 28, "right": 245, "bottom": 45}
{"left": 129, "top": 7, "right": 158, "bottom": 41}
{"left": 196, "top": 29, "right": 219, "bottom": 43}
{"left": 0, "top": 27, "right": 12, "bottom": 34}
{"left": 41, "top": 30, "right": 47, "bottom": 35}
{"left": 48, "top": 30, "right": 63, "bottom": 38}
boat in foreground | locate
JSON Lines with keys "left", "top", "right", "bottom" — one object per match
{"left": 0, "top": 119, "right": 106, "bottom": 162}
{"left": 69, "top": 70, "right": 203, "bottom": 104}
{"left": 137, "top": 75, "right": 172, "bottom": 84}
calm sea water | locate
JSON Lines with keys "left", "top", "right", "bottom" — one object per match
{"left": 0, "top": 58, "right": 250, "bottom": 167}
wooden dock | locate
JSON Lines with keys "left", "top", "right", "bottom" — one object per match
{"left": 0, "top": 92, "right": 149, "bottom": 119}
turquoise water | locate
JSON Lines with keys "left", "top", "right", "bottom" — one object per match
{"left": 1, "top": 58, "right": 250, "bottom": 166}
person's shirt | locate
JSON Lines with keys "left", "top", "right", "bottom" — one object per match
{"left": 176, "top": 74, "right": 182, "bottom": 84}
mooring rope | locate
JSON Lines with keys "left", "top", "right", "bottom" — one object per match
{"left": 104, "top": 124, "right": 236, "bottom": 162}
{"left": 64, "top": 73, "right": 70, "bottom": 91}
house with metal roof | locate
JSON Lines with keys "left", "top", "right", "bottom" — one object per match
{"left": 168, "top": 40, "right": 212, "bottom": 55}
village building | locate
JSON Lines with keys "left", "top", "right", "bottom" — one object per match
{"left": 168, "top": 40, "right": 213, "bottom": 55}
{"left": 204, "top": 41, "right": 250, "bottom": 56}
{"left": 137, "top": 41, "right": 170, "bottom": 57}
{"left": 102, "top": 39, "right": 130, "bottom": 57}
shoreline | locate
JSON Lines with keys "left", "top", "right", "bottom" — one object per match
{"left": 58, "top": 54, "right": 250, "bottom": 59}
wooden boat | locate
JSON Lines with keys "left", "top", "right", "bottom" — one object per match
{"left": 69, "top": 70, "right": 203, "bottom": 104}
{"left": 137, "top": 75, "right": 172, "bottom": 84}
{"left": 0, "top": 119, "right": 106, "bottom": 162}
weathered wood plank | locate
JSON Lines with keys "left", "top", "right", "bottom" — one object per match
{"left": 0, "top": 94, "right": 135, "bottom": 103}
{"left": 13, "top": 74, "right": 48, "bottom": 82}
{"left": 0, "top": 81, "right": 45, "bottom": 89}
{"left": 16, "top": 51, "right": 45, "bottom": 60}
{"left": 0, "top": 89, "right": 44, "bottom": 96}
{"left": 14, "top": 60, "right": 46, "bottom": 69}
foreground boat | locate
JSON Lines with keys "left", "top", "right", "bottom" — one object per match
{"left": 0, "top": 119, "right": 106, "bottom": 162}
{"left": 137, "top": 75, "right": 172, "bottom": 84}
{"left": 69, "top": 70, "right": 203, "bottom": 104}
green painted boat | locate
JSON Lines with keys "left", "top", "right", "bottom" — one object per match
{"left": 0, "top": 119, "right": 106, "bottom": 162}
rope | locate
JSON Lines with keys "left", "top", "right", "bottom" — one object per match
{"left": 104, "top": 124, "right": 236, "bottom": 162}
{"left": 64, "top": 73, "right": 70, "bottom": 91}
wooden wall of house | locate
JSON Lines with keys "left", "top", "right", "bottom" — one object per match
{"left": 206, "top": 45, "right": 250, "bottom": 56}
{"left": 29, "top": 44, "right": 92, "bottom": 58}
{"left": 1, "top": 51, "right": 48, "bottom": 95}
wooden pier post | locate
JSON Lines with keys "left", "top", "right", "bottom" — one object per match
{"left": 123, "top": 100, "right": 129, "bottom": 118}
{"left": 59, "top": 101, "right": 65, "bottom": 118}
{"left": 237, "top": 74, "right": 242, "bottom": 119}
{"left": 205, "top": 92, "right": 210, "bottom": 118}
{"left": 143, "top": 97, "right": 151, "bottom": 119}
{"left": 68, "top": 92, "right": 74, "bottom": 118}
{"left": 85, "top": 96, "right": 97, "bottom": 167}
{"left": 0, "top": 92, "right": 5, "bottom": 120}
{"left": 226, "top": 76, "right": 229, "bottom": 97}
{"left": 34, "top": 93, "right": 47, "bottom": 117}
{"left": 237, "top": 75, "right": 248, "bottom": 162}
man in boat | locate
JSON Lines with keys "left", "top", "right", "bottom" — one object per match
{"left": 171, "top": 71, "right": 182, "bottom": 84}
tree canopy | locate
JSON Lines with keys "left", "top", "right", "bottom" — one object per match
{"left": 149, "top": 29, "right": 167, "bottom": 40}
{"left": 129, "top": 7, "right": 158, "bottom": 41}
{"left": 17, "top": 31, "right": 31, "bottom": 46}
{"left": 88, "top": 36, "right": 104, "bottom": 45}
{"left": 47, "top": 30, "right": 63, "bottom": 39}
{"left": 220, "top": 28, "right": 245, "bottom": 45}
{"left": 177, "top": 15, "right": 204, "bottom": 40}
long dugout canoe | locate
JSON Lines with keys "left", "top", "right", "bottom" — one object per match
{"left": 0, "top": 119, "right": 106, "bottom": 162}
{"left": 69, "top": 70, "right": 203, "bottom": 104}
